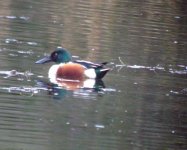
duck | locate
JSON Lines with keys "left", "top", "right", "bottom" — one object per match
{"left": 35, "top": 48, "right": 110, "bottom": 83}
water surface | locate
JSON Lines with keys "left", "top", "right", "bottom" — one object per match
{"left": 0, "top": 0, "right": 187, "bottom": 150}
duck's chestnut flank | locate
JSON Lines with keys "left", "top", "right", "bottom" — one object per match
{"left": 56, "top": 63, "right": 85, "bottom": 81}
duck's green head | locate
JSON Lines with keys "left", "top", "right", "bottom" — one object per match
{"left": 35, "top": 48, "right": 72, "bottom": 64}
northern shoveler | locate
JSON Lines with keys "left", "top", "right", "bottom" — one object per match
{"left": 35, "top": 48, "right": 110, "bottom": 83}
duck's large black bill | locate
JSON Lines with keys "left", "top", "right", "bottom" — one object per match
{"left": 35, "top": 56, "right": 52, "bottom": 64}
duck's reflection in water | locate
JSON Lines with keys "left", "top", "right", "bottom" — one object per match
{"left": 36, "top": 79, "right": 105, "bottom": 100}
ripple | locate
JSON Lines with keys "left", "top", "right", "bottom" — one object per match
{"left": 26, "top": 42, "right": 38, "bottom": 46}
{"left": 4, "top": 15, "right": 30, "bottom": 21}
{"left": 169, "top": 69, "right": 187, "bottom": 75}
{"left": 115, "top": 59, "right": 187, "bottom": 75}
{"left": 5, "top": 38, "right": 38, "bottom": 46}
{"left": 95, "top": 124, "right": 105, "bottom": 129}
{"left": 0, "top": 86, "right": 38, "bottom": 95}
{"left": 170, "top": 88, "right": 187, "bottom": 96}
{"left": 17, "top": 50, "right": 34, "bottom": 55}
{"left": 5, "top": 38, "right": 18, "bottom": 44}
{"left": 0, "top": 70, "right": 33, "bottom": 79}
{"left": 5, "top": 15, "right": 17, "bottom": 19}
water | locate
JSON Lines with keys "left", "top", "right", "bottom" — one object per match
{"left": 0, "top": 0, "right": 187, "bottom": 150}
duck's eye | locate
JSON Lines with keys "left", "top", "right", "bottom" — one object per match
{"left": 51, "top": 52, "right": 58, "bottom": 60}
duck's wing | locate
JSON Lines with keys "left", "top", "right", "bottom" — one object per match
{"left": 74, "top": 60, "right": 108, "bottom": 69}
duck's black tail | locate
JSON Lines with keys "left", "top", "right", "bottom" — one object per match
{"left": 96, "top": 68, "right": 110, "bottom": 79}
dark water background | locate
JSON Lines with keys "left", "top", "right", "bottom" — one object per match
{"left": 0, "top": 0, "right": 187, "bottom": 150}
